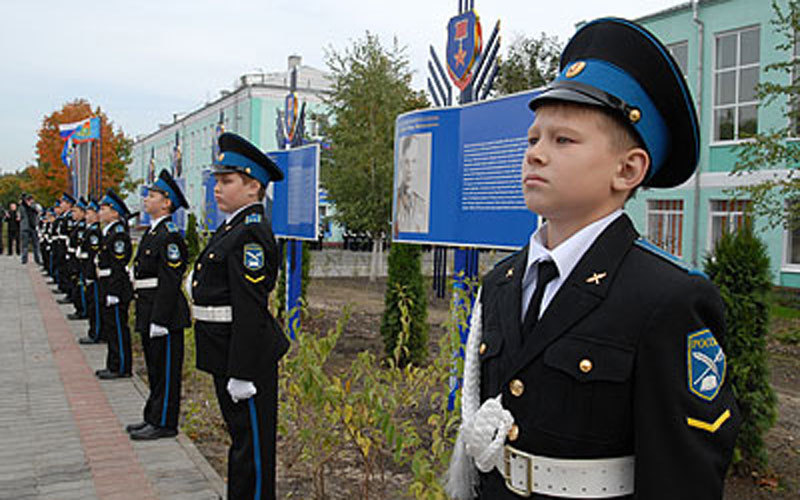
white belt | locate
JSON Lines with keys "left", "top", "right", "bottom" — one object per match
{"left": 192, "top": 305, "right": 232, "bottom": 323}
{"left": 503, "top": 446, "right": 634, "bottom": 498}
{"left": 97, "top": 268, "right": 111, "bottom": 277}
{"left": 134, "top": 278, "right": 158, "bottom": 289}
{"left": 76, "top": 251, "right": 88, "bottom": 259}
{"left": 67, "top": 247, "right": 75, "bottom": 254}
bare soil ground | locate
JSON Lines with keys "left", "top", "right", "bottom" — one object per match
{"left": 132, "top": 277, "right": 800, "bottom": 499}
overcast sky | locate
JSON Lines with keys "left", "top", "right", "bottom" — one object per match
{"left": 0, "top": 0, "right": 684, "bottom": 173}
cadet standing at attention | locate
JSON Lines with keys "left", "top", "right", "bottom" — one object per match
{"left": 54, "top": 193, "right": 75, "bottom": 298}
{"left": 447, "top": 18, "right": 740, "bottom": 500}
{"left": 127, "top": 169, "right": 190, "bottom": 440}
{"left": 67, "top": 197, "right": 88, "bottom": 320}
{"left": 192, "top": 132, "right": 289, "bottom": 500}
{"left": 95, "top": 189, "right": 133, "bottom": 380}
{"left": 78, "top": 199, "right": 104, "bottom": 345}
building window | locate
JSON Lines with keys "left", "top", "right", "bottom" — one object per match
{"left": 713, "top": 26, "right": 760, "bottom": 141}
{"left": 647, "top": 200, "right": 684, "bottom": 257}
{"left": 709, "top": 199, "right": 752, "bottom": 250}
{"left": 668, "top": 40, "right": 689, "bottom": 77}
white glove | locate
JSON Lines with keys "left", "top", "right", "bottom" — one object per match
{"left": 106, "top": 295, "right": 119, "bottom": 306}
{"left": 184, "top": 270, "right": 194, "bottom": 300}
{"left": 149, "top": 323, "right": 169, "bottom": 338}
{"left": 461, "top": 394, "right": 514, "bottom": 473}
{"left": 227, "top": 378, "right": 257, "bottom": 403}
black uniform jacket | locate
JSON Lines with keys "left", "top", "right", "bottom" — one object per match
{"left": 96, "top": 220, "right": 133, "bottom": 303}
{"left": 133, "top": 217, "right": 190, "bottom": 332}
{"left": 192, "top": 204, "right": 288, "bottom": 382}
{"left": 81, "top": 222, "right": 102, "bottom": 280}
{"left": 478, "top": 215, "right": 740, "bottom": 500}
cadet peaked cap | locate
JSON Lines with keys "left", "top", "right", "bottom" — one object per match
{"left": 150, "top": 169, "right": 189, "bottom": 210}
{"left": 100, "top": 189, "right": 130, "bottom": 218}
{"left": 87, "top": 199, "right": 99, "bottom": 212}
{"left": 75, "top": 197, "right": 87, "bottom": 210}
{"left": 61, "top": 192, "right": 76, "bottom": 205}
{"left": 528, "top": 18, "right": 699, "bottom": 188}
{"left": 214, "top": 132, "right": 284, "bottom": 186}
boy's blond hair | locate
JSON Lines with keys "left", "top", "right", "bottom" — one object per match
{"left": 236, "top": 172, "right": 266, "bottom": 200}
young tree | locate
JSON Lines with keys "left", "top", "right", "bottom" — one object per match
{"left": 732, "top": 0, "right": 800, "bottom": 228}
{"left": 704, "top": 224, "right": 777, "bottom": 473}
{"left": 381, "top": 242, "right": 428, "bottom": 366}
{"left": 27, "top": 99, "right": 131, "bottom": 204}
{"left": 494, "top": 32, "right": 563, "bottom": 95}
{"left": 322, "top": 32, "right": 427, "bottom": 280}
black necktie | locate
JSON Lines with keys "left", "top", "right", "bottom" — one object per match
{"left": 521, "top": 260, "right": 559, "bottom": 334}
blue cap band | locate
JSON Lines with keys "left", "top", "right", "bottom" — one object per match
{"left": 553, "top": 58, "right": 670, "bottom": 179}
{"left": 87, "top": 201, "right": 99, "bottom": 212}
{"left": 153, "top": 178, "right": 179, "bottom": 208}
{"left": 101, "top": 194, "right": 125, "bottom": 216}
{"left": 216, "top": 151, "right": 271, "bottom": 186}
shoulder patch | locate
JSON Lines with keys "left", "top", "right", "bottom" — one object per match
{"left": 245, "top": 213, "right": 262, "bottom": 225}
{"left": 165, "top": 221, "right": 179, "bottom": 233}
{"left": 688, "top": 329, "right": 726, "bottom": 401}
{"left": 167, "top": 243, "right": 181, "bottom": 262}
{"left": 634, "top": 238, "right": 707, "bottom": 279}
{"left": 243, "top": 243, "right": 264, "bottom": 271}
{"left": 114, "top": 223, "right": 125, "bottom": 234}
{"left": 89, "top": 234, "right": 100, "bottom": 246}
{"left": 113, "top": 239, "right": 126, "bottom": 255}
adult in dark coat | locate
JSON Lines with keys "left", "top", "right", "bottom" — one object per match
{"left": 127, "top": 169, "right": 191, "bottom": 440}
{"left": 192, "top": 132, "right": 288, "bottom": 500}
{"left": 7, "top": 202, "right": 20, "bottom": 255}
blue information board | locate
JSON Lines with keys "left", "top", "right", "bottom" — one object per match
{"left": 392, "top": 90, "right": 541, "bottom": 249}
{"left": 270, "top": 143, "right": 320, "bottom": 241}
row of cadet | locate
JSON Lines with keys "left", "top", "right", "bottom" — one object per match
{"left": 39, "top": 131, "right": 289, "bottom": 500}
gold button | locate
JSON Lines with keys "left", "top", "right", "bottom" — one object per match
{"left": 479, "top": 343, "right": 487, "bottom": 355}
{"left": 145, "top": 249, "right": 151, "bottom": 255}
{"left": 192, "top": 280, "right": 198, "bottom": 287}
{"left": 196, "top": 263, "right": 202, "bottom": 270}
{"left": 225, "top": 225, "right": 231, "bottom": 231}
{"left": 508, "top": 424, "right": 519, "bottom": 442}
{"left": 629, "top": 108, "right": 642, "bottom": 123}
{"left": 209, "top": 253, "right": 215, "bottom": 259}
{"left": 509, "top": 379, "right": 524, "bottom": 397}
{"left": 579, "top": 358, "right": 593, "bottom": 373}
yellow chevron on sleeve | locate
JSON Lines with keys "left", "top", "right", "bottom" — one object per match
{"left": 167, "top": 261, "right": 181, "bottom": 268}
{"left": 687, "top": 409, "right": 731, "bottom": 433}
{"left": 245, "top": 274, "right": 265, "bottom": 284}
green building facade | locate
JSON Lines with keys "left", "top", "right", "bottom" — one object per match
{"left": 627, "top": 0, "right": 799, "bottom": 286}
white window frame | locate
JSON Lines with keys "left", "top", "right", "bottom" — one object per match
{"left": 646, "top": 199, "right": 685, "bottom": 258}
{"left": 707, "top": 199, "right": 751, "bottom": 251}
{"left": 667, "top": 40, "right": 689, "bottom": 78}
{"left": 712, "top": 25, "right": 761, "bottom": 144}
{"left": 783, "top": 199, "right": 800, "bottom": 271}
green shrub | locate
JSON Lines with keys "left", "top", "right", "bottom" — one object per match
{"left": 381, "top": 243, "right": 428, "bottom": 366}
{"left": 275, "top": 241, "right": 311, "bottom": 320}
{"left": 185, "top": 212, "right": 200, "bottom": 263}
{"left": 704, "top": 224, "right": 777, "bottom": 473}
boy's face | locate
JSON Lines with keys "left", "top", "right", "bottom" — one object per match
{"left": 522, "top": 105, "right": 627, "bottom": 226}
{"left": 71, "top": 207, "right": 85, "bottom": 220}
{"left": 85, "top": 210, "right": 98, "bottom": 224}
{"left": 144, "top": 189, "right": 171, "bottom": 217}
{"left": 213, "top": 172, "right": 259, "bottom": 214}
{"left": 98, "top": 204, "right": 116, "bottom": 223}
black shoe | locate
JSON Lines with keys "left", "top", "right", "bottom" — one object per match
{"left": 67, "top": 313, "right": 86, "bottom": 320}
{"left": 56, "top": 298, "right": 72, "bottom": 304}
{"left": 129, "top": 424, "right": 178, "bottom": 441}
{"left": 125, "top": 421, "right": 149, "bottom": 433}
{"left": 78, "top": 337, "right": 100, "bottom": 345}
{"left": 96, "top": 369, "right": 131, "bottom": 380}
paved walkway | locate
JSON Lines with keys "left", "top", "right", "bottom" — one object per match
{"left": 0, "top": 257, "right": 224, "bottom": 500}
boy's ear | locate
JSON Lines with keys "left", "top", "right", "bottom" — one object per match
{"left": 613, "top": 147, "right": 650, "bottom": 193}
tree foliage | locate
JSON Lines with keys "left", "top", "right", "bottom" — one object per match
{"left": 321, "top": 32, "right": 428, "bottom": 238}
{"left": 27, "top": 99, "right": 131, "bottom": 206}
{"left": 732, "top": 0, "right": 800, "bottom": 228}
{"left": 704, "top": 224, "right": 777, "bottom": 473}
{"left": 381, "top": 243, "right": 428, "bottom": 366}
{"left": 494, "top": 32, "right": 563, "bottom": 95}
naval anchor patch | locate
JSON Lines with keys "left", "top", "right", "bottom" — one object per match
{"left": 167, "top": 243, "right": 181, "bottom": 261}
{"left": 243, "top": 243, "right": 264, "bottom": 271}
{"left": 687, "top": 329, "right": 726, "bottom": 401}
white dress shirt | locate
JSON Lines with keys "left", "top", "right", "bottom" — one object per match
{"left": 521, "top": 210, "right": 624, "bottom": 322}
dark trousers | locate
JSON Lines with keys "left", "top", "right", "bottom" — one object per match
{"left": 141, "top": 329, "right": 184, "bottom": 429}
{"left": 87, "top": 281, "right": 103, "bottom": 341}
{"left": 20, "top": 229, "right": 40, "bottom": 264}
{"left": 213, "top": 369, "right": 277, "bottom": 500}
{"left": 7, "top": 229, "right": 18, "bottom": 255}
{"left": 70, "top": 272, "right": 87, "bottom": 317}
{"left": 102, "top": 300, "right": 131, "bottom": 375}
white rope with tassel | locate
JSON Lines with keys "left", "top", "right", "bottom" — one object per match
{"left": 445, "top": 288, "right": 515, "bottom": 499}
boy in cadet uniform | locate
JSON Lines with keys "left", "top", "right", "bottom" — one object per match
{"left": 191, "top": 132, "right": 289, "bottom": 500}
{"left": 40, "top": 208, "right": 55, "bottom": 277}
{"left": 127, "top": 169, "right": 191, "bottom": 440}
{"left": 78, "top": 199, "right": 104, "bottom": 345}
{"left": 67, "top": 197, "right": 88, "bottom": 320}
{"left": 54, "top": 194, "right": 75, "bottom": 297}
{"left": 94, "top": 189, "right": 134, "bottom": 380}
{"left": 447, "top": 18, "right": 740, "bottom": 500}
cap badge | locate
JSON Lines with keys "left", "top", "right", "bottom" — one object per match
{"left": 628, "top": 108, "right": 642, "bottom": 123}
{"left": 245, "top": 167, "right": 252, "bottom": 174}
{"left": 565, "top": 61, "right": 586, "bottom": 78}
{"left": 218, "top": 153, "right": 225, "bottom": 162}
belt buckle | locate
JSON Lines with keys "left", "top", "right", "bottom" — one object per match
{"left": 504, "top": 446, "right": 533, "bottom": 497}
